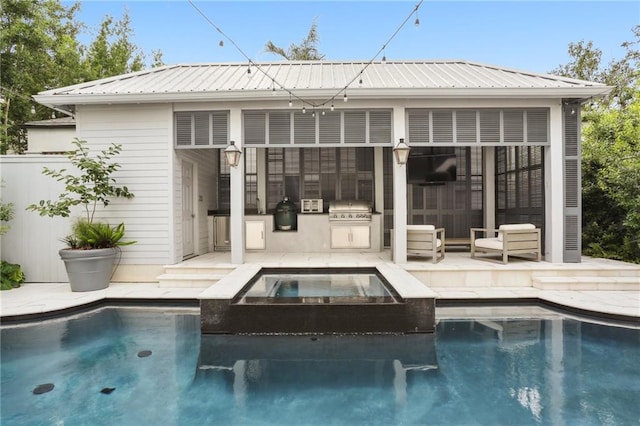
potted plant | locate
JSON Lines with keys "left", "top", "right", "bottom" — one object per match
{"left": 27, "top": 138, "right": 135, "bottom": 292}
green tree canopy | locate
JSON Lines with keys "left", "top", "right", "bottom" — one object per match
{"left": 552, "top": 25, "right": 640, "bottom": 263}
{"left": 0, "top": 0, "right": 163, "bottom": 154}
{"left": 265, "top": 20, "right": 325, "bottom": 60}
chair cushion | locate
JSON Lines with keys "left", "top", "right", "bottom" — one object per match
{"left": 407, "top": 225, "right": 435, "bottom": 231}
{"left": 497, "top": 223, "right": 536, "bottom": 242}
{"left": 474, "top": 237, "right": 503, "bottom": 250}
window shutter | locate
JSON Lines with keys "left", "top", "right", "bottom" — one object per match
{"left": 503, "top": 110, "right": 524, "bottom": 143}
{"left": 212, "top": 112, "right": 228, "bottom": 145}
{"left": 369, "top": 111, "right": 392, "bottom": 144}
{"left": 194, "top": 112, "right": 210, "bottom": 146}
{"left": 407, "top": 110, "right": 430, "bottom": 144}
{"left": 175, "top": 113, "right": 192, "bottom": 146}
{"left": 294, "top": 112, "right": 315, "bottom": 144}
{"left": 344, "top": 111, "right": 366, "bottom": 144}
{"left": 455, "top": 110, "right": 477, "bottom": 144}
{"left": 432, "top": 111, "right": 453, "bottom": 143}
{"left": 479, "top": 110, "right": 500, "bottom": 144}
{"left": 527, "top": 109, "right": 549, "bottom": 145}
{"left": 319, "top": 111, "right": 341, "bottom": 144}
{"left": 269, "top": 111, "right": 291, "bottom": 145}
{"left": 244, "top": 111, "right": 266, "bottom": 145}
{"left": 563, "top": 102, "right": 581, "bottom": 262}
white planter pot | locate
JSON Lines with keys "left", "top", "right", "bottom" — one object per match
{"left": 59, "top": 248, "right": 117, "bottom": 292}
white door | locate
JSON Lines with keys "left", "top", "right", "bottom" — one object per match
{"left": 182, "top": 161, "right": 195, "bottom": 258}
{"left": 330, "top": 226, "right": 352, "bottom": 249}
{"left": 245, "top": 221, "right": 265, "bottom": 250}
{"left": 350, "top": 226, "right": 371, "bottom": 248}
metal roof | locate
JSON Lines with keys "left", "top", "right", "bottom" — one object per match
{"left": 35, "top": 60, "right": 612, "bottom": 111}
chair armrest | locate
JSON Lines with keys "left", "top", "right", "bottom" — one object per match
{"left": 470, "top": 228, "right": 497, "bottom": 241}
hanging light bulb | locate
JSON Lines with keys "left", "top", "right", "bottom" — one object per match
{"left": 414, "top": 17, "right": 420, "bottom": 26}
{"left": 312, "top": 110, "right": 316, "bottom": 118}
{"left": 247, "top": 64, "right": 252, "bottom": 75}
{"left": 219, "top": 40, "right": 224, "bottom": 47}
{"left": 288, "top": 94, "right": 293, "bottom": 108}
{"left": 51, "top": 112, "right": 56, "bottom": 119}
{"left": 343, "top": 92, "right": 348, "bottom": 102}
{"left": 382, "top": 55, "right": 387, "bottom": 63}
{"left": 359, "top": 73, "right": 363, "bottom": 86}
{"left": 330, "top": 103, "right": 335, "bottom": 112}
{"left": 321, "top": 110, "right": 325, "bottom": 116}
{"left": 30, "top": 105, "right": 36, "bottom": 115}
{"left": 302, "top": 106, "right": 306, "bottom": 114}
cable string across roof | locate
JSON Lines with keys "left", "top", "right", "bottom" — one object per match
{"left": 187, "top": 0, "right": 424, "bottom": 111}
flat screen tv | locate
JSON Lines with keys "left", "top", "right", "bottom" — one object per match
{"left": 407, "top": 151, "right": 457, "bottom": 183}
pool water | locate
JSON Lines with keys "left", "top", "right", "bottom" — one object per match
{"left": 1, "top": 307, "right": 639, "bottom": 425}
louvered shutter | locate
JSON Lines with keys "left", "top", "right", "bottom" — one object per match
{"left": 563, "top": 102, "right": 581, "bottom": 262}
{"left": 455, "top": 110, "right": 477, "bottom": 144}
{"left": 527, "top": 109, "right": 549, "bottom": 145}
{"left": 194, "top": 112, "right": 210, "bottom": 146}
{"left": 319, "top": 111, "right": 341, "bottom": 144}
{"left": 175, "top": 113, "right": 192, "bottom": 146}
{"left": 244, "top": 111, "right": 266, "bottom": 145}
{"left": 503, "top": 110, "right": 524, "bottom": 143}
{"left": 344, "top": 111, "right": 366, "bottom": 144}
{"left": 369, "top": 111, "right": 392, "bottom": 144}
{"left": 269, "top": 112, "right": 291, "bottom": 145}
{"left": 479, "top": 110, "right": 500, "bottom": 144}
{"left": 407, "top": 110, "right": 430, "bottom": 144}
{"left": 432, "top": 111, "right": 453, "bottom": 144}
{"left": 212, "top": 112, "right": 228, "bottom": 145}
{"left": 294, "top": 112, "right": 315, "bottom": 144}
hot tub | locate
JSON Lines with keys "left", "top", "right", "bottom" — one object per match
{"left": 199, "top": 265, "right": 437, "bottom": 334}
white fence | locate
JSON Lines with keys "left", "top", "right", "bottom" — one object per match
{"left": 1, "top": 155, "right": 73, "bottom": 282}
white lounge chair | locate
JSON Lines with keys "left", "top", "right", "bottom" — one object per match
{"left": 470, "top": 224, "right": 541, "bottom": 264}
{"left": 406, "top": 225, "right": 445, "bottom": 263}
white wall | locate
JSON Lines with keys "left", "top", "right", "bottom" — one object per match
{"left": 26, "top": 127, "right": 76, "bottom": 154}
{"left": 1, "top": 155, "right": 71, "bottom": 282}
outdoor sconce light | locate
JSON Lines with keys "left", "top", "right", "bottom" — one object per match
{"left": 224, "top": 141, "right": 242, "bottom": 167}
{"left": 393, "top": 138, "right": 411, "bottom": 165}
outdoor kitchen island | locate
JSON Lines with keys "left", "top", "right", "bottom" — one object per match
{"left": 244, "top": 201, "right": 383, "bottom": 253}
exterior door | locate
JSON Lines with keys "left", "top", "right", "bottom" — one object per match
{"left": 182, "top": 161, "right": 195, "bottom": 258}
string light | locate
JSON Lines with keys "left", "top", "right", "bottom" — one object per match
{"left": 219, "top": 40, "right": 224, "bottom": 47}
{"left": 311, "top": 110, "right": 316, "bottom": 118}
{"left": 302, "top": 106, "right": 306, "bottom": 114}
{"left": 330, "top": 103, "right": 334, "bottom": 112}
{"left": 187, "top": 0, "right": 424, "bottom": 110}
{"left": 321, "top": 110, "right": 325, "bottom": 116}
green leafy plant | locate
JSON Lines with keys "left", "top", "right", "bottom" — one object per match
{"left": 1, "top": 261, "right": 25, "bottom": 290}
{"left": 70, "top": 219, "right": 136, "bottom": 249}
{"left": 27, "top": 138, "right": 135, "bottom": 249}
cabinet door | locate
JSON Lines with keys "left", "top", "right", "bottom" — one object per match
{"left": 330, "top": 226, "right": 352, "bottom": 249}
{"left": 245, "top": 221, "right": 265, "bottom": 250}
{"left": 350, "top": 226, "right": 371, "bottom": 248}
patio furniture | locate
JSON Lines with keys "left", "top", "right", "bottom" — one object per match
{"left": 470, "top": 224, "right": 541, "bottom": 264}
{"left": 406, "top": 225, "right": 445, "bottom": 263}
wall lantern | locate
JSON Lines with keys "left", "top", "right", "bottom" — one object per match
{"left": 393, "top": 138, "right": 411, "bottom": 165}
{"left": 224, "top": 141, "right": 242, "bottom": 167}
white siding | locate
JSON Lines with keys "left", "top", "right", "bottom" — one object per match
{"left": 75, "top": 104, "right": 173, "bottom": 265}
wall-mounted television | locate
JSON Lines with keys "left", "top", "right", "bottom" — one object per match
{"left": 407, "top": 149, "right": 457, "bottom": 184}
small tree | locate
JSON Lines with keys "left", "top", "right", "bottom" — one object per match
{"left": 27, "top": 138, "right": 135, "bottom": 249}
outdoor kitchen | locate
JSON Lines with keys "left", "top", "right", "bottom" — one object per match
{"left": 243, "top": 198, "right": 383, "bottom": 253}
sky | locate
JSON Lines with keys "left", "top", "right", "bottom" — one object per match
{"left": 68, "top": 1, "right": 639, "bottom": 75}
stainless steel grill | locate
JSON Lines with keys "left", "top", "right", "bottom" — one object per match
{"left": 328, "top": 200, "right": 372, "bottom": 222}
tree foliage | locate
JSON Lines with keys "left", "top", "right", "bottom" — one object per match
{"left": 552, "top": 25, "right": 640, "bottom": 263}
{"left": 0, "top": 0, "right": 163, "bottom": 154}
{"left": 265, "top": 19, "right": 325, "bottom": 60}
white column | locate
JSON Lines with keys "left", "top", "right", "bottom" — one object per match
{"left": 256, "top": 148, "right": 267, "bottom": 214}
{"left": 374, "top": 147, "right": 385, "bottom": 251}
{"left": 392, "top": 105, "right": 408, "bottom": 263}
{"left": 229, "top": 108, "right": 245, "bottom": 264}
{"left": 545, "top": 103, "right": 564, "bottom": 263}
{"left": 483, "top": 147, "right": 496, "bottom": 230}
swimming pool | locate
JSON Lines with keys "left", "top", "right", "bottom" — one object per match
{"left": 1, "top": 307, "right": 639, "bottom": 425}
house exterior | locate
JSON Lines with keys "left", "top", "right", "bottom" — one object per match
{"left": 23, "top": 117, "right": 76, "bottom": 154}
{"left": 3, "top": 60, "right": 612, "bottom": 283}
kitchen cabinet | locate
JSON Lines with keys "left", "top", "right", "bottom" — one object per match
{"left": 245, "top": 220, "right": 265, "bottom": 250}
{"left": 330, "top": 225, "right": 370, "bottom": 249}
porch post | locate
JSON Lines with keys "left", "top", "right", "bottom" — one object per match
{"left": 229, "top": 108, "right": 245, "bottom": 264}
{"left": 545, "top": 103, "right": 564, "bottom": 263}
{"left": 392, "top": 105, "right": 408, "bottom": 263}
{"left": 483, "top": 147, "right": 496, "bottom": 230}
{"left": 374, "top": 147, "right": 385, "bottom": 251}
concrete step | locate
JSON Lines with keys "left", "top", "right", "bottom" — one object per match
{"left": 156, "top": 273, "right": 228, "bottom": 288}
{"left": 532, "top": 276, "right": 640, "bottom": 291}
{"left": 162, "top": 264, "right": 236, "bottom": 275}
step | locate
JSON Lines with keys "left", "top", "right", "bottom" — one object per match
{"left": 533, "top": 276, "right": 640, "bottom": 291}
{"left": 156, "top": 273, "right": 228, "bottom": 288}
{"left": 162, "top": 264, "right": 236, "bottom": 275}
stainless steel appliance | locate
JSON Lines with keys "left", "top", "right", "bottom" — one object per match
{"left": 328, "top": 200, "right": 372, "bottom": 222}
{"left": 301, "top": 199, "right": 323, "bottom": 214}
{"left": 213, "top": 215, "right": 230, "bottom": 251}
